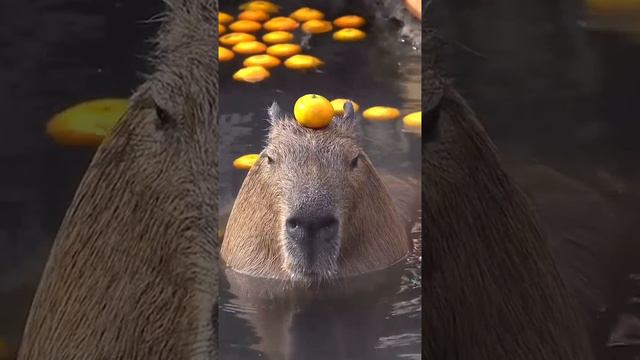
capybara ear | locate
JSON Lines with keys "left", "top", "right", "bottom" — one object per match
{"left": 267, "top": 101, "right": 285, "bottom": 125}
{"left": 342, "top": 101, "right": 355, "bottom": 121}
{"left": 335, "top": 101, "right": 357, "bottom": 133}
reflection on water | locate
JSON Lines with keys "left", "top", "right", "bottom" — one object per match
{"left": 220, "top": 234, "right": 421, "bottom": 360}
{"left": 218, "top": 0, "right": 421, "bottom": 358}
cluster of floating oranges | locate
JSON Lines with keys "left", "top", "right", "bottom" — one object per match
{"left": 219, "top": 1, "right": 368, "bottom": 83}
{"left": 293, "top": 94, "right": 421, "bottom": 132}
{"left": 233, "top": 93, "right": 422, "bottom": 170}
{"left": 44, "top": 2, "right": 421, "bottom": 150}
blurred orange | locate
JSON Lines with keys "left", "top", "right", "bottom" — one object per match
{"left": 290, "top": 7, "right": 325, "bottom": 22}
{"left": 262, "top": 31, "right": 294, "bottom": 44}
{"left": 302, "top": 20, "right": 333, "bottom": 34}
{"left": 220, "top": 32, "right": 256, "bottom": 46}
{"left": 233, "top": 66, "right": 271, "bottom": 83}
{"left": 219, "top": 47, "right": 235, "bottom": 62}
{"left": 232, "top": 41, "right": 268, "bottom": 55}
{"left": 238, "top": 10, "right": 270, "bottom": 22}
{"left": 263, "top": 16, "right": 300, "bottom": 31}
{"left": 333, "top": 15, "right": 366, "bottom": 28}
{"left": 229, "top": 20, "right": 262, "bottom": 33}
{"left": 46, "top": 98, "right": 128, "bottom": 147}
{"left": 266, "top": 43, "right": 302, "bottom": 57}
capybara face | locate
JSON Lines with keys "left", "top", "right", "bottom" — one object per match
{"left": 222, "top": 100, "right": 409, "bottom": 282}
{"left": 257, "top": 102, "right": 363, "bottom": 280}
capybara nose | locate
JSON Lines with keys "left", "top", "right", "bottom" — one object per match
{"left": 286, "top": 214, "right": 339, "bottom": 243}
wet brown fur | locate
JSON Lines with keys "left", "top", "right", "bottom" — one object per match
{"left": 421, "top": 67, "right": 595, "bottom": 358}
{"left": 221, "top": 111, "right": 413, "bottom": 281}
{"left": 18, "top": 0, "right": 219, "bottom": 359}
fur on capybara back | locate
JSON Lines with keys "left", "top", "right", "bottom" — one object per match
{"left": 221, "top": 102, "right": 414, "bottom": 283}
{"left": 421, "top": 72, "right": 595, "bottom": 358}
{"left": 18, "top": 1, "right": 219, "bottom": 359}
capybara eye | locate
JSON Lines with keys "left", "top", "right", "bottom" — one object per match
{"left": 154, "top": 103, "right": 175, "bottom": 131}
{"left": 349, "top": 154, "right": 359, "bottom": 169}
{"left": 265, "top": 154, "right": 275, "bottom": 164}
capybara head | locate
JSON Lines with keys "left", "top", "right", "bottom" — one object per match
{"left": 221, "top": 101, "right": 410, "bottom": 282}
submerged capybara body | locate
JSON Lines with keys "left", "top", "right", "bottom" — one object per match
{"left": 221, "top": 265, "right": 412, "bottom": 360}
{"left": 221, "top": 102, "right": 415, "bottom": 282}
{"left": 421, "top": 67, "right": 595, "bottom": 359}
{"left": 18, "top": 0, "right": 218, "bottom": 359}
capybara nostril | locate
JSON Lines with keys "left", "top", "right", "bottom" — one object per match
{"left": 286, "top": 218, "right": 301, "bottom": 231}
{"left": 286, "top": 214, "right": 339, "bottom": 243}
{"left": 315, "top": 216, "right": 339, "bottom": 240}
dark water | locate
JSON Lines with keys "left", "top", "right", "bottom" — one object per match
{"left": 217, "top": 1, "right": 422, "bottom": 359}
{"left": 0, "top": 0, "right": 638, "bottom": 359}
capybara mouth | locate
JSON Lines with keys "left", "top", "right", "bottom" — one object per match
{"left": 284, "top": 261, "right": 338, "bottom": 283}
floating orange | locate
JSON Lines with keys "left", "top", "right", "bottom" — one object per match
{"left": 333, "top": 15, "right": 366, "bottom": 28}
{"left": 239, "top": 1, "right": 279, "bottom": 14}
{"left": 266, "top": 43, "right": 302, "bottom": 58}
{"left": 284, "top": 54, "right": 324, "bottom": 70}
{"left": 220, "top": 32, "right": 256, "bottom": 47}
{"left": 238, "top": 10, "right": 270, "bottom": 22}
{"left": 402, "top": 111, "right": 421, "bottom": 128}
{"left": 233, "top": 154, "right": 261, "bottom": 170}
{"left": 232, "top": 41, "right": 267, "bottom": 55}
{"left": 332, "top": 28, "right": 367, "bottom": 42}
{"left": 362, "top": 106, "right": 401, "bottom": 121}
{"left": 302, "top": 20, "right": 333, "bottom": 34}
{"left": 243, "top": 54, "right": 281, "bottom": 68}
{"left": 331, "top": 98, "right": 360, "bottom": 115}
{"left": 219, "top": 47, "right": 235, "bottom": 62}
{"left": 233, "top": 66, "right": 271, "bottom": 83}
{"left": 263, "top": 16, "right": 300, "bottom": 32}
{"left": 229, "top": 20, "right": 262, "bottom": 33}
{"left": 219, "top": 12, "right": 234, "bottom": 25}
{"left": 262, "top": 31, "right": 294, "bottom": 44}
{"left": 290, "top": 7, "right": 325, "bottom": 22}
{"left": 46, "top": 98, "right": 129, "bottom": 147}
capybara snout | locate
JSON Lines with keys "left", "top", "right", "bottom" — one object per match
{"left": 285, "top": 214, "right": 340, "bottom": 247}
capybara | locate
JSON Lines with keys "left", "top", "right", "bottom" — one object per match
{"left": 421, "top": 65, "right": 595, "bottom": 359}
{"left": 18, "top": 0, "right": 219, "bottom": 359}
{"left": 221, "top": 102, "right": 417, "bottom": 283}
